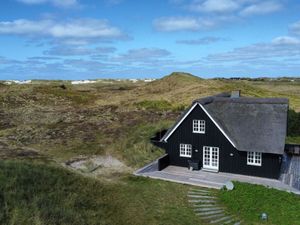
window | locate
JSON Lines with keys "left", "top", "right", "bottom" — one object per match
{"left": 180, "top": 144, "right": 192, "bottom": 158}
{"left": 193, "top": 120, "right": 205, "bottom": 133}
{"left": 247, "top": 152, "right": 262, "bottom": 166}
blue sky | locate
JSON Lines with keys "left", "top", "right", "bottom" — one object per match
{"left": 0, "top": 0, "right": 300, "bottom": 79}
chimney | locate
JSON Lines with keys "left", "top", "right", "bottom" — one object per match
{"left": 231, "top": 90, "right": 241, "bottom": 98}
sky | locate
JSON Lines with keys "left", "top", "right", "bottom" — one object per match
{"left": 0, "top": 0, "right": 300, "bottom": 80}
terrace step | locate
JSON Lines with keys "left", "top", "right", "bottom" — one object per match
{"left": 189, "top": 178, "right": 224, "bottom": 188}
{"left": 188, "top": 191, "right": 212, "bottom": 195}
{"left": 187, "top": 195, "right": 216, "bottom": 199}
{"left": 201, "top": 212, "right": 226, "bottom": 220}
{"left": 189, "top": 199, "right": 216, "bottom": 203}
{"left": 196, "top": 209, "right": 224, "bottom": 216}
{"left": 189, "top": 187, "right": 241, "bottom": 225}
{"left": 192, "top": 204, "right": 218, "bottom": 208}
{"left": 189, "top": 188, "right": 211, "bottom": 193}
{"left": 210, "top": 215, "right": 232, "bottom": 224}
{"left": 223, "top": 218, "right": 235, "bottom": 224}
{"left": 194, "top": 207, "right": 223, "bottom": 212}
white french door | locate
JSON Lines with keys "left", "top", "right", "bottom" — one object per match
{"left": 203, "top": 146, "right": 219, "bottom": 171}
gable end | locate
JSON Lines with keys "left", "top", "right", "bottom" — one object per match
{"left": 161, "top": 103, "right": 236, "bottom": 148}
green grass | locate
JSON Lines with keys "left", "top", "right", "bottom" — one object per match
{"left": 112, "top": 121, "right": 173, "bottom": 168}
{"left": 1, "top": 73, "right": 300, "bottom": 224}
{"left": 218, "top": 182, "right": 300, "bottom": 225}
{"left": 134, "top": 100, "right": 186, "bottom": 112}
{"left": 33, "top": 85, "right": 96, "bottom": 105}
{"left": 163, "top": 72, "right": 203, "bottom": 82}
{"left": 0, "top": 160, "right": 201, "bottom": 225}
{"left": 286, "top": 136, "right": 300, "bottom": 144}
{"left": 135, "top": 100, "right": 173, "bottom": 111}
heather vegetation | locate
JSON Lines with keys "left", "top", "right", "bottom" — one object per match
{"left": 0, "top": 72, "right": 300, "bottom": 224}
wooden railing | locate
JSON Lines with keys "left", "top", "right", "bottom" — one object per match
{"left": 285, "top": 144, "right": 300, "bottom": 155}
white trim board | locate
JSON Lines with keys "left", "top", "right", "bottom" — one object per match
{"left": 160, "top": 102, "right": 198, "bottom": 142}
{"left": 162, "top": 103, "right": 236, "bottom": 148}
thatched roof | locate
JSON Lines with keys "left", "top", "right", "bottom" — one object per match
{"left": 161, "top": 93, "right": 288, "bottom": 154}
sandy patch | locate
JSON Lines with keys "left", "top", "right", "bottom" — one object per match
{"left": 66, "top": 155, "right": 131, "bottom": 179}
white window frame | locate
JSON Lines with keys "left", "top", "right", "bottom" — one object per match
{"left": 180, "top": 144, "right": 192, "bottom": 158}
{"left": 193, "top": 120, "right": 205, "bottom": 134}
{"left": 247, "top": 152, "right": 262, "bottom": 166}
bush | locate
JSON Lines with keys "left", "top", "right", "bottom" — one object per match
{"left": 288, "top": 109, "right": 300, "bottom": 136}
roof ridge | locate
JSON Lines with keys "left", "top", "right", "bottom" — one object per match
{"left": 192, "top": 92, "right": 231, "bottom": 105}
{"left": 193, "top": 93, "right": 289, "bottom": 105}
{"left": 213, "top": 97, "right": 289, "bottom": 104}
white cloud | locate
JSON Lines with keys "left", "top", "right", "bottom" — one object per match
{"left": 43, "top": 46, "right": 91, "bottom": 56}
{"left": 176, "top": 36, "right": 224, "bottom": 45}
{"left": 272, "top": 36, "right": 300, "bottom": 45}
{"left": 0, "top": 19, "right": 126, "bottom": 42}
{"left": 17, "top": 0, "right": 79, "bottom": 8}
{"left": 0, "top": 56, "right": 20, "bottom": 65}
{"left": 44, "top": 46, "right": 116, "bottom": 56}
{"left": 189, "top": 0, "right": 240, "bottom": 13}
{"left": 115, "top": 48, "right": 171, "bottom": 62}
{"left": 64, "top": 59, "right": 113, "bottom": 69}
{"left": 158, "top": 0, "right": 284, "bottom": 32}
{"left": 57, "top": 39, "right": 90, "bottom": 46}
{"left": 290, "top": 21, "right": 300, "bottom": 36}
{"left": 205, "top": 39, "right": 300, "bottom": 63}
{"left": 28, "top": 56, "right": 60, "bottom": 60}
{"left": 188, "top": 0, "right": 282, "bottom": 15}
{"left": 240, "top": 1, "right": 282, "bottom": 16}
{"left": 153, "top": 17, "right": 215, "bottom": 32}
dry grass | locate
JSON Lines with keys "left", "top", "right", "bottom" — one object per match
{"left": 1, "top": 73, "right": 300, "bottom": 165}
{"left": 0, "top": 73, "right": 300, "bottom": 225}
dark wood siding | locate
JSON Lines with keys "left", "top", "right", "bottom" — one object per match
{"left": 157, "top": 154, "right": 169, "bottom": 171}
{"left": 162, "top": 104, "right": 282, "bottom": 179}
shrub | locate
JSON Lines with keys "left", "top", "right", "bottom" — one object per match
{"left": 288, "top": 109, "right": 300, "bottom": 136}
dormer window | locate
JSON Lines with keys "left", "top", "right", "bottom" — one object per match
{"left": 193, "top": 120, "right": 205, "bottom": 134}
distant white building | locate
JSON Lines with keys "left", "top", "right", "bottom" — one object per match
{"left": 4, "top": 80, "right": 32, "bottom": 85}
{"left": 71, "top": 80, "right": 97, "bottom": 85}
{"left": 144, "top": 79, "right": 156, "bottom": 83}
{"left": 129, "top": 79, "right": 138, "bottom": 83}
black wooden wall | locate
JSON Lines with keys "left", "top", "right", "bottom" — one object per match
{"left": 161, "top": 104, "right": 282, "bottom": 179}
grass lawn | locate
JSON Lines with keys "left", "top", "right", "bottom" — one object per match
{"left": 0, "top": 160, "right": 201, "bottom": 225}
{"left": 286, "top": 136, "right": 300, "bottom": 144}
{"left": 218, "top": 182, "right": 300, "bottom": 225}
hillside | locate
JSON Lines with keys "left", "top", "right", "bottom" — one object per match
{"left": 0, "top": 160, "right": 200, "bottom": 225}
{"left": 0, "top": 72, "right": 300, "bottom": 224}
{"left": 1, "top": 72, "right": 300, "bottom": 163}
{"left": 134, "top": 72, "right": 300, "bottom": 111}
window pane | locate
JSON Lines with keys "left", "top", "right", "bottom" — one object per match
{"left": 193, "top": 120, "right": 205, "bottom": 133}
{"left": 180, "top": 144, "right": 192, "bottom": 157}
{"left": 247, "top": 151, "right": 261, "bottom": 166}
